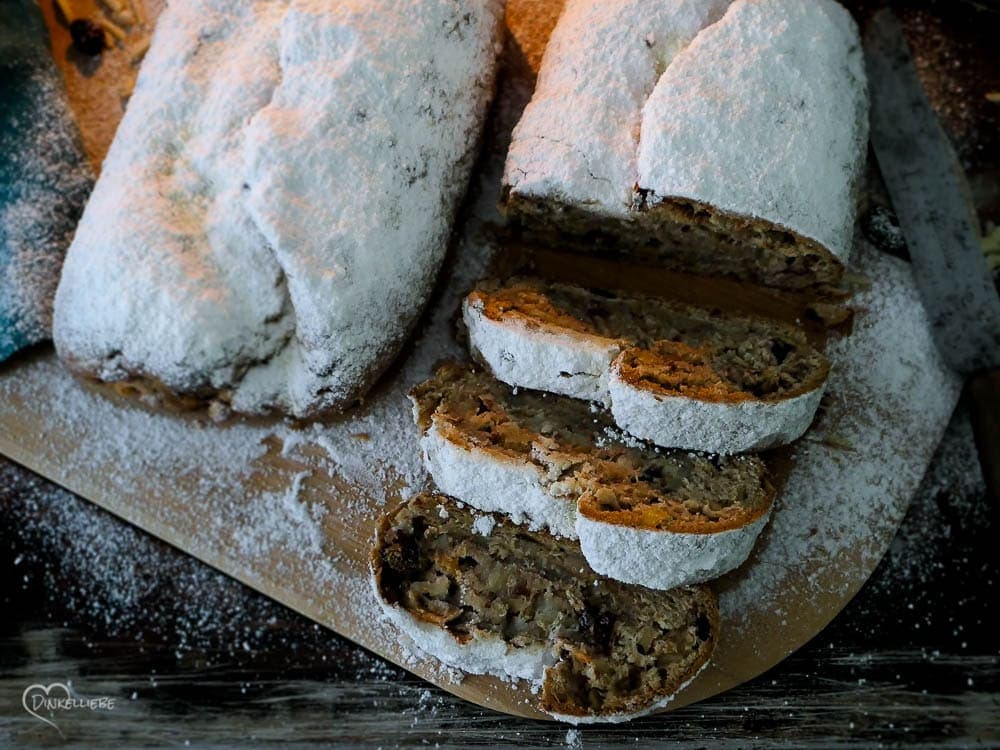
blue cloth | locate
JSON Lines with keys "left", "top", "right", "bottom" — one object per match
{"left": 0, "top": 0, "right": 92, "bottom": 361}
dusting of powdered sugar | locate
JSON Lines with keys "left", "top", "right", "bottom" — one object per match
{"left": 0, "top": 357, "right": 270, "bottom": 498}
{"left": 505, "top": 0, "right": 866, "bottom": 264}
{"left": 52, "top": 0, "right": 505, "bottom": 417}
{"left": 232, "top": 471, "right": 325, "bottom": 559}
{"left": 472, "top": 513, "right": 497, "bottom": 537}
{"left": 504, "top": 0, "right": 731, "bottom": 216}
{"left": 718, "top": 240, "right": 962, "bottom": 622}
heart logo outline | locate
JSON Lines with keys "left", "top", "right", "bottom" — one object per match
{"left": 21, "top": 682, "right": 71, "bottom": 737}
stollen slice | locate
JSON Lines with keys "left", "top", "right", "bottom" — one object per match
{"left": 464, "top": 278, "right": 830, "bottom": 454}
{"left": 372, "top": 492, "right": 719, "bottom": 723}
{"left": 409, "top": 364, "right": 774, "bottom": 589}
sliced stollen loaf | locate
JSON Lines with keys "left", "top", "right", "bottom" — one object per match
{"left": 372, "top": 492, "right": 719, "bottom": 723}
{"left": 53, "top": 0, "right": 505, "bottom": 418}
{"left": 409, "top": 364, "right": 774, "bottom": 588}
{"left": 464, "top": 278, "right": 830, "bottom": 454}
{"left": 502, "top": 0, "right": 868, "bottom": 289}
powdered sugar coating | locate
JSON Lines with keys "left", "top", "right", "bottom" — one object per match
{"left": 639, "top": 0, "right": 868, "bottom": 263}
{"left": 465, "top": 292, "right": 827, "bottom": 454}
{"left": 420, "top": 421, "right": 578, "bottom": 538}
{"left": 504, "top": 0, "right": 867, "bottom": 265}
{"left": 577, "top": 508, "right": 771, "bottom": 590}
{"left": 503, "top": 0, "right": 731, "bottom": 217}
{"left": 464, "top": 295, "right": 618, "bottom": 403}
{"left": 53, "top": 0, "right": 504, "bottom": 417}
{"left": 609, "top": 374, "right": 827, "bottom": 455}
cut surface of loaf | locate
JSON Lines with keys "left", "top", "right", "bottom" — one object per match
{"left": 502, "top": 0, "right": 868, "bottom": 289}
{"left": 409, "top": 364, "right": 774, "bottom": 588}
{"left": 52, "top": 0, "right": 504, "bottom": 417}
{"left": 372, "top": 492, "right": 719, "bottom": 723}
{"left": 465, "top": 278, "right": 830, "bottom": 454}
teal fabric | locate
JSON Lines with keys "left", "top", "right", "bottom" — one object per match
{"left": 0, "top": 0, "right": 92, "bottom": 361}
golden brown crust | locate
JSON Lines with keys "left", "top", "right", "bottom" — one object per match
{"left": 612, "top": 345, "right": 832, "bottom": 406}
{"left": 575, "top": 473, "right": 776, "bottom": 535}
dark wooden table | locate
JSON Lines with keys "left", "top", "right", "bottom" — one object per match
{"left": 0, "top": 398, "right": 996, "bottom": 749}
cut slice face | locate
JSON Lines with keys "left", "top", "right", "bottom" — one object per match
{"left": 409, "top": 364, "right": 774, "bottom": 588}
{"left": 464, "top": 278, "right": 830, "bottom": 454}
{"left": 372, "top": 492, "right": 719, "bottom": 722}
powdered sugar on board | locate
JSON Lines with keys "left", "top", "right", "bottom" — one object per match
{"left": 715, "top": 239, "right": 961, "bottom": 640}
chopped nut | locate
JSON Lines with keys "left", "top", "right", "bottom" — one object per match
{"left": 594, "top": 487, "right": 616, "bottom": 504}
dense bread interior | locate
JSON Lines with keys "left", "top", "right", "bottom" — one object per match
{"left": 503, "top": 193, "right": 843, "bottom": 290}
{"left": 375, "top": 493, "right": 717, "bottom": 718}
{"left": 472, "top": 279, "right": 829, "bottom": 401}
{"left": 411, "top": 365, "right": 773, "bottom": 532}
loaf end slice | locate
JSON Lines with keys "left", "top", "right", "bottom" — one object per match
{"left": 372, "top": 493, "right": 719, "bottom": 722}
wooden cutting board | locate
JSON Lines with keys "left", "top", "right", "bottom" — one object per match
{"left": 0, "top": 0, "right": 962, "bottom": 721}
